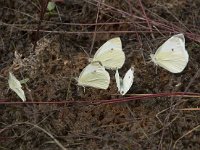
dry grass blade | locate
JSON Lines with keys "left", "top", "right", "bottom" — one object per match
{"left": 179, "top": 108, "right": 200, "bottom": 111}
{"left": 0, "top": 122, "right": 66, "bottom": 150}
{"left": 173, "top": 124, "right": 200, "bottom": 148}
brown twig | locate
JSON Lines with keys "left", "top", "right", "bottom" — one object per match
{"left": 0, "top": 122, "right": 67, "bottom": 150}
{"left": 173, "top": 124, "right": 200, "bottom": 148}
{"left": 137, "top": 0, "right": 154, "bottom": 38}
{"left": 0, "top": 92, "right": 200, "bottom": 105}
{"left": 89, "top": 0, "right": 101, "bottom": 55}
{"left": 158, "top": 69, "right": 200, "bottom": 148}
{"left": 32, "top": 0, "right": 49, "bottom": 52}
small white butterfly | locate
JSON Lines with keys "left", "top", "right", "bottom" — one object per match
{"left": 77, "top": 62, "right": 110, "bottom": 89}
{"left": 150, "top": 33, "right": 189, "bottom": 73}
{"left": 8, "top": 72, "right": 26, "bottom": 102}
{"left": 91, "top": 37, "right": 125, "bottom": 70}
{"left": 115, "top": 67, "right": 134, "bottom": 95}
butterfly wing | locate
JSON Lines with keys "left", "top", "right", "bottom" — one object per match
{"left": 92, "top": 37, "right": 125, "bottom": 70}
{"left": 152, "top": 34, "right": 189, "bottom": 73}
{"left": 12, "top": 88, "right": 26, "bottom": 102}
{"left": 8, "top": 72, "right": 26, "bottom": 101}
{"left": 115, "top": 70, "right": 123, "bottom": 92}
{"left": 120, "top": 67, "right": 134, "bottom": 95}
{"left": 78, "top": 62, "right": 110, "bottom": 89}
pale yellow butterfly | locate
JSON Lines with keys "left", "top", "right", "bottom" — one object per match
{"left": 8, "top": 72, "right": 26, "bottom": 101}
{"left": 150, "top": 33, "right": 189, "bottom": 73}
{"left": 91, "top": 37, "right": 125, "bottom": 70}
{"left": 115, "top": 67, "right": 134, "bottom": 95}
{"left": 78, "top": 62, "right": 110, "bottom": 89}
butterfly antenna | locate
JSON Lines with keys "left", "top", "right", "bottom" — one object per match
{"left": 156, "top": 66, "right": 158, "bottom": 74}
{"left": 74, "top": 77, "right": 78, "bottom": 82}
{"left": 80, "top": 46, "right": 90, "bottom": 58}
{"left": 146, "top": 58, "right": 152, "bottom": 64}
{"left": 146, "top": 54, "right": 153, "bottom": 64}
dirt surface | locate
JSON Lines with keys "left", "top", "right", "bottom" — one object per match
{"left": 1, "top": 0, "right": 200, "bottom": 149}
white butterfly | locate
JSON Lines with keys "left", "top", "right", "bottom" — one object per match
{"left": 150, "top": 33, "right": 189, "bottom": 73}
{"left": 8, "top": 72, "right": 26, "bottom": 102}
{"left": 77, "top": 62, "right": 110, "bottom": 89}
{"left": 115, "top": 67, "right": 134, "bottom": 95}
{"left": 91, "top": 37, "right": 125, "bottom": 70}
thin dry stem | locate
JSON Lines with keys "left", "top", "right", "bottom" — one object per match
{"left": 0, "top": 122, "right": 67, "bottom": 150}
{"left": 89, "top": 0, "right": 101, "bottom": 55}
{"left": 173, "top": 124, "right": 200, "bottom": 148}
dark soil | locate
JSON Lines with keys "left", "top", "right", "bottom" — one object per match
{"left": 1, "top": 0, "right": 200, "bottom": 149}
